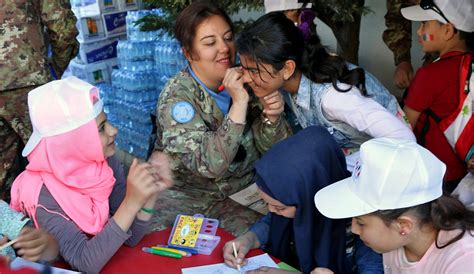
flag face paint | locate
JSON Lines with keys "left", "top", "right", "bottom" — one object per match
{"left": 422, "top": 33, "right": 434, "bottom": 41}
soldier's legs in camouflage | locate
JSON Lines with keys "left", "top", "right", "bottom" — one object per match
{"left": 0, "top": 88, "right": 32, "bottom": 201}
{"left": 0, "top": 120, "right": 21, "bottom": 201}
{"left": 206, "top": 198, "right": 263, "bottom": 236}
{"left": 150, "top": 189, "right": 262, "bottom": 236}
{"left": 151, "top": 189, "right": 213, "bottom": 231}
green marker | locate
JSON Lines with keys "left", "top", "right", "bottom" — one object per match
{"left": 142, "top": 247, "right": 183, "bottom": 259}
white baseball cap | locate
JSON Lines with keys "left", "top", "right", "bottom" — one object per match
{"left": 23, "top": 76, "right": 103, "bottom": 157}
{"left": 401, "top": 0, "right": 474, "bottom": 32}
{"left": 264, "top": 0, "right": 312, "bottom": 14}
{"left": 314, "top": 138, "right": 446, "bottom": 219}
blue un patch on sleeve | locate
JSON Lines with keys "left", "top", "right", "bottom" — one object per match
{"left": 171, "top": 101, "right": 195, "bottom": 123}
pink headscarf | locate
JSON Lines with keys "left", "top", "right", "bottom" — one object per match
{"left": 10, "top": 77, "right": 115, "bottom": 235}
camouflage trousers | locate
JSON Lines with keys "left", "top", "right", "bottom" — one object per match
{"left": 150, "top": 188, "right": 264, "bottom": 237}
{"left": 0, "top": 87, "right": 33, "bottom": 201}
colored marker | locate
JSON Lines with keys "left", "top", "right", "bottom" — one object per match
{"left": 151, "top": 246, "right": 191, "bottom": 257}
{"left": 142, "top": 247, "right": 182, "bottom": 259}
{"left": 218, "top": 84, "right": 225, "bottom": 92}
{"left": 155, "top": 244, "right": 196, "bottom": 255}
{"left": 164, "top": 245, "right": 199, "bottom": 255}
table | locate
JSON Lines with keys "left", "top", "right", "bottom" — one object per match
{"left": 100, "top": 228, "right": 267, "bottom": 274}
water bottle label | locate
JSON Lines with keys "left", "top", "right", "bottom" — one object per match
{"left": 103, "top": 11, "right": 127, "bottom": 35}
{"left": 86, "top": 40, "right": 118, "bottom": 63}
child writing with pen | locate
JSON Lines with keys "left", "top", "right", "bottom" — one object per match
{"left": 315, "top": 137, "right": 474, "bottom": 273}
{"left": 1, "top": 200, "right": 58, "bottom": 264}
{"left": 9, "top": 76, "right": 173, "bottom": 273}
{"left": 223, "top": 126, "right": 352, "bottom": 274}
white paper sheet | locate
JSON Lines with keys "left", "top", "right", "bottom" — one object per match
{"left": 10, "top": 257, "right": 80, "bottom": 274}
{"left": 229, "top": 183, "right": 269, "bottom": 215}
{"left": 181, "top": 253, "right": 279, "bottom": 274}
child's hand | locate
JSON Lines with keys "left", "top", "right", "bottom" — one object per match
{"left": 135, "top": 151, "right": 174, "bottom": 211}
{"left": 125, "top": 159, "right": 162, "bottom": 207}
{"left": 223, "top": 232, "right": 259, "bottom": 269}
{"left": 13, "top": 227, "right": 58, "bottom": 262}
{"left": 148, "top": 151, "right": 173, "bottom": 193}
{"left": 223, "top": 240, "right": 249, "bottom": 269}
{"left": 260, "top": 90, "right": 284, "bottom": 123}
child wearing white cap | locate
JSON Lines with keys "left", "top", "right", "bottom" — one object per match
{"left": 401, "top": 0, "right": 474, "bottom": 187}
{"left": 264, "top": 0, "right": 315, "bottom": 41}
{"left": 264, "top": 0, "right": 312, "bottom": 21}
{"left": 315, "top": 138, "right": 474, "bottom": 273}
{"left": 9, "top": 77, "right": 173, "bottom": 272}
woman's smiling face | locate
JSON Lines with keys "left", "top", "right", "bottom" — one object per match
{"left": 186, "top": 15, "right": 236, "bottom": 90}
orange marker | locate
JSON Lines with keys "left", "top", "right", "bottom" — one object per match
{"left": 218, "top": 84, "right": 225, "bottom": 92}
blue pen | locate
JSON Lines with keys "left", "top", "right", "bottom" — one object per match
{"left": 161, "top": 245, "right": 199, "bottom": 255}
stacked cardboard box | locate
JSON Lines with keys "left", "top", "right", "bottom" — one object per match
{"left": 68, "top": 0, "right": 141, "bottom": 85}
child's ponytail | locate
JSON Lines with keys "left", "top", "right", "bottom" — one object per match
{"left": 300, "top": 33, "right": 368, "bottom": 96}
{"left": 430, "top": 195, "right": 474, "bottom": 247}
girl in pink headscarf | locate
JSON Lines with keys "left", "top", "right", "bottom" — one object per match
{"left": 10, "top": 77, "right": 173, "bottom": 273}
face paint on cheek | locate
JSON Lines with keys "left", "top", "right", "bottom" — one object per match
{"left": 422, "top": 33, "right": 434, "bottom": 42}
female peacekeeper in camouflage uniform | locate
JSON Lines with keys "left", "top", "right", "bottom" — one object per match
{"left": 151, "top": 2, "right": 292, "bottom": 235}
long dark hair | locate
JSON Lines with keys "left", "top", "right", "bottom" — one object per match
{"left": 373, "top": 194, "right": 474, "bottom": 248}
{"left": 236, "top": 12, "right": 367, "bottom": 95}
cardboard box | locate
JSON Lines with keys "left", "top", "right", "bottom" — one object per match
{"left": 102, "top": 10, "right": 128, "bottom": 37}
{"left": 77, "top": 37, "right": 121, "bottom": 64}
{"left": 76, "top": 15, "right": 106, "bottom": 43}
{"left": 69, "top": 58, "right": 111, "bottom": 85}
{"left": 72, "top": 0, "right": 119, "bottom": 17}
{"left": 118, "top": 0, "right": 140, "bottom": 11}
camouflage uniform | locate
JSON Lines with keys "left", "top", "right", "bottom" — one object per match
{"left": 153, "top": 71, "right": 292, "bottom": 236}
{"left": 383, "top": 0, "right": 418, "bottom": 66}
{"left": 0, "top": 0, "right": 79, "bottom": 200}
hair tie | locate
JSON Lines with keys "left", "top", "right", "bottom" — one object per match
{"left": 297, "top": 9, "right": 316, "bottom": 42}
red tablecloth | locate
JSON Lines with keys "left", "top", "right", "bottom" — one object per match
{"left": 100, "top": 228, "right": 267, "bottom": 274}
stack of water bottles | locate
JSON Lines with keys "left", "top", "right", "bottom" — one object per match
{"left": 100, "top": 8, "right": 187, "bottom": 159}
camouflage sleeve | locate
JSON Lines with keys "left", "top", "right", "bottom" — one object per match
{"left": 383, "top": 0, "right": 414, "bottom": 65}
{"left": 157, "top": 83, "right": 246, "bottom": 179}
{"left": 252, "top": 111, "right": 292, "bottom": 154}
{"left": 40, "top": 0, "right": 79, "bottom": 77}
